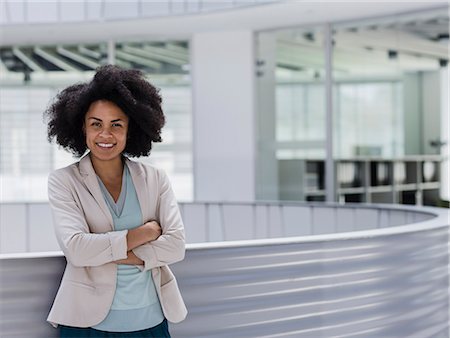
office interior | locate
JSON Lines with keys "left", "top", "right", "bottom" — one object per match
{"left": 0, "top": 1, "right": 449, "bottom": 337}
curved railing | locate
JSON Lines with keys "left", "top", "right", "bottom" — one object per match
{"left": 0, "top": 201, "right": 439, "bottom": 253}
{"left": 0, "top": 202, "right": 449, "bottom": 337}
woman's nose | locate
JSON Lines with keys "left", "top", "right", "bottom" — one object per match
{"left": 99, "top": 128, "right": 112, "bottom": 137}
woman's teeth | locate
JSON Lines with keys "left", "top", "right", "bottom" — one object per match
{"left": 97, "top": 143, "right": 114, "bottom": 148}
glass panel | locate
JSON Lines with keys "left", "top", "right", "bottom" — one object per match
{"left": 335, "top": 82, "right": 403, "bottom": 158}
{"left": 0, "top": 87, "right": 54, "bottom": 201}
{"left": 116, "top": 39, "right": 192, "bottom": 201}
{"left": 256, "top": 26, "right": 326, "bottom": 202}
{"left": 332, "top": 7, "right": 449, "bottom": 206}
{"left": 0, "top": 40, "right": 193, "bottom": 202}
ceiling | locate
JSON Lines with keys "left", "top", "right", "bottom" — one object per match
{"left": 0, "top": 2, "right": 448, "bottom": 83}
{"left": 0, "top": 41, "right": 189, "bottom": 73}
{"left": 274, "top": 8, "right": 449, "bottom": 80}
{"left": 0, "top": 1, "right": 446, "bottom": 45}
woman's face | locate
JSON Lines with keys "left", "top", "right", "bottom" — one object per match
{"left": 84, "top": 100, "right": 129, "bottom": 164}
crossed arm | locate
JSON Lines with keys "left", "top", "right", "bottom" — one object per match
{"left": 114, "top": 221, "right": 162, "bottom": 265}
{"left": 48, "top": 168, "right": 185, "bottom": 270}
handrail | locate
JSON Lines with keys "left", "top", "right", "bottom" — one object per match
{"left": 0, "top": 201, "right": 447, "bottom": 254}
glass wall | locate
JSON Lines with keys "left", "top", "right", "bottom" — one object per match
{"left": 334, "top": 82, "right": 403, "bottom": 158}
{"left": 256, "top": 26, "right": 326, "bottom": 201}
{"left": 0, "top": 87, "right": 55, "bottom": 201}
{"left": 256, "top": 7, "right": 449, "bottom": 205}
{"left": 0, "top": 40, "right": 193, "bottom": 202}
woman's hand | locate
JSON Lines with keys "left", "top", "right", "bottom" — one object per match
{"left": 115, "top": 250, "right": 144, "bottom": 265}
{"left": 144, "top": 220, "right": 162, "bottom": 241}
{"left": 126, "top": 220, "right": 162, "bottom": 251}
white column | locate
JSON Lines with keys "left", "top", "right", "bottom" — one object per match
{"left": 191, "top": 31, "right": 256, "bottom": 202}
{"left": 107, "top": 39, "right": 115, "bottom": 65}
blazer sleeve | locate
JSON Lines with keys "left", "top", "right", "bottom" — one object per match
{"left": 132, "top": 169, "right": 185, "bottom": 271}
{"left": 48, "top": 171, "right": 128, "bottom": 267}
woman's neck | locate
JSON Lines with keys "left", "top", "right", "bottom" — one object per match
{"left": 90, "top": 155, "right": 124, "bottom": 183}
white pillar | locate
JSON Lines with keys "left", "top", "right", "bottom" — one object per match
{"left": 191, "top": 31, "right": 255, "bottom": 202}
{"left": 107, "top": 39, "right": 115, "bottom": 65}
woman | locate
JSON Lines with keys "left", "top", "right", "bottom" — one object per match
{"left": 44, "top": 65, "right": 187, "bottom": 338}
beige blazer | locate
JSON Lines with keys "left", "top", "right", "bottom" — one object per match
{"left": 47, "top": 154, "right": 187, "bottom": 328}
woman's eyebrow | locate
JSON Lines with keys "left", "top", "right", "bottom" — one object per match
{"left": 87, "top": 117, "right": 124, "bottom": 122}
{"left": 88, "top": 117, "right": 102, "bottom": 121}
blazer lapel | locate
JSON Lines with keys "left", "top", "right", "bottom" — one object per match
{"left": 126, "top": 158, "right": 149, "bottom": 223}
{"left": 79, "top": 154, "right": 114, "bottom": 229}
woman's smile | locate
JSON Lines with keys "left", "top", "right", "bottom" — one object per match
{"left": 96, "top": 142, "right": 116, "bottom": 149}
{"left": 84, "top": 100, "right": 129, "bottom": 164}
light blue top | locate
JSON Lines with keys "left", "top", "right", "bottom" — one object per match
{"left": 93, "top": 164, "right": 165, "bottom": 332}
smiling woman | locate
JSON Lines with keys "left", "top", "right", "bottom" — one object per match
{"left": 43, "top": 65, "right": 187, "bottom": 337}
{"left": 84, "top": 100, "right": 130, "bottom": 202}
{"left": 45, "top": 65, "right": 165, "bottom": 158}
{"left": 85, "top": 101, "right": 129, "bottom": 156}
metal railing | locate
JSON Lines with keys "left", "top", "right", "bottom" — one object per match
{"left": 0, "top": 201, "right": 437, "bottom": 254}
{"left": 1, "top": 202, "right": 449, "bottom": 337}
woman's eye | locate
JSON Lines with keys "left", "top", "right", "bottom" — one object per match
{"left": 112, "top": 123, "right": 122, "bottom": 128}
{"left": 91, "top": 122, "right": 101, "bottom": 127}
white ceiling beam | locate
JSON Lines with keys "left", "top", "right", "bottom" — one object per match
{"left": 78, "top": 45, "right": 102, "bottom": 60}
{"left": 143, "top": 45, "right": 189, "bottom": 62}
{"left": 115, "top": 50, "right": 162, "bottom": 69}
{"left": 122, "top": 45, "right": 186, "bottom": 66}
{"left": 115, "top": 59, "right": 133, "bottom": 69}
{"left": 33, "top": 47, "right": 79, "bottom": 71}
{"left": 335, "top": 29, "right": 449, "bottom": 60}
{"left": 164, "top": 43, "right": 189, "bottom": 56}
{"left": 56, "top": 46, "right": 100, "bottom": 69}
{"left": 12, "top": 47, "right": 44, "bottom": 72}
{"left": 0, "top": 57, "right": 10, "bottom": 74}
{"left": 277, "top": 39, "right": 440, "bottom": 76}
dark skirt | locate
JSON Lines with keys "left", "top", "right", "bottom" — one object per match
{"left": 60, "top": 318, "right": 170, "bottom": 338}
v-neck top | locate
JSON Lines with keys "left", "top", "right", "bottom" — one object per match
{"left": 96, "top": 166, "right": 127, "bottom": 217}
{"left": 92, "top": 164, "right": 164, "bottom": 332}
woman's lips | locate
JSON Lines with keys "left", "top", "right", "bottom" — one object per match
{"left": 96, "top": 143, "right": 115, "bottom": 148}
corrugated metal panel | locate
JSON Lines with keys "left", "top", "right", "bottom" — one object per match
{"left": 1, "top": 227, "right": 448, "bottom": 338}
{"left": 171, "top": 228, "right": 449, "bottom": 337}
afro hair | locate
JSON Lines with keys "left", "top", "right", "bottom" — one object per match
{"left": 45, "top": 64, "right": 165, "bottom": 157}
